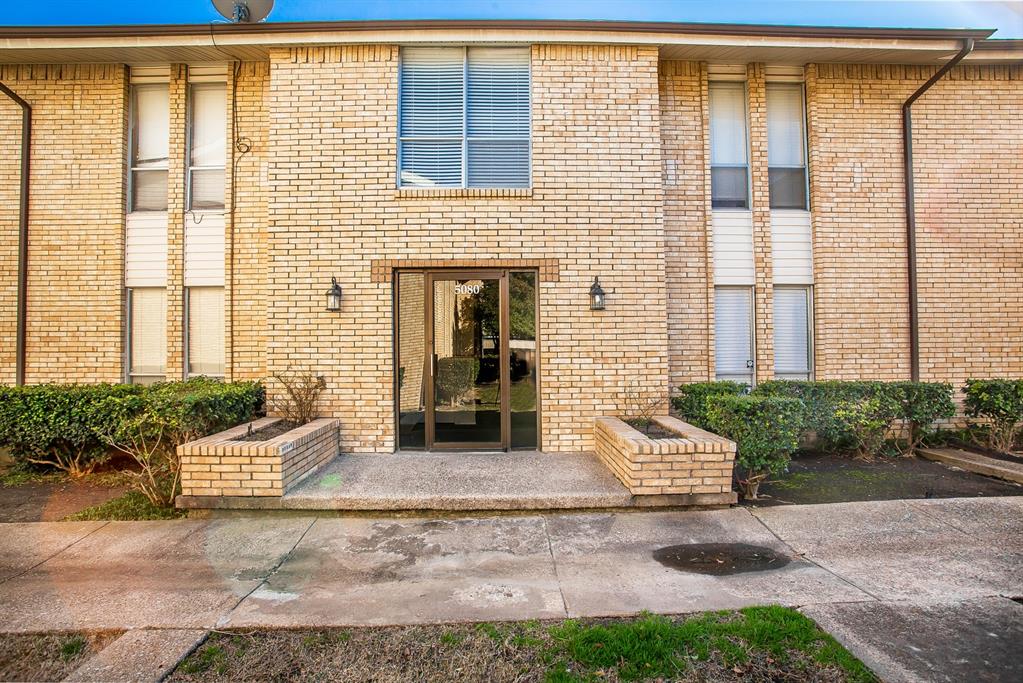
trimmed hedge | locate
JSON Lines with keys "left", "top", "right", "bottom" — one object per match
{"left": 671, "top": 381, "right": 747, "bottom": 430}
{"left": 705, "top": 395, "right": 805, "bottom": 499}
{"left": 964, "top": 379, "right": 1023, "bottom": 452}
{"left": 0, "top": 383, "right": 144, "bottom": 476}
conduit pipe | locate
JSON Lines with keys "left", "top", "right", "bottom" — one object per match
{"left": 0, "top": 81, "right": 30, "bottom": 386}
{"left": 902, "top": 38, "right": 974, "bottom": 382}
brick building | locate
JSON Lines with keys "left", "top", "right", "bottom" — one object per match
{"left": 0, "top": 21, "right": 1020, "bottom": 454}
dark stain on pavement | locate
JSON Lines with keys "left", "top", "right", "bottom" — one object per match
{"left": 653, "top": 543, "right": 791, "bottom": 575}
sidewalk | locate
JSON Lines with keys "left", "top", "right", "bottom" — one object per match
{"left": 1, "top": 497, "right": 1021, "bottom": 681}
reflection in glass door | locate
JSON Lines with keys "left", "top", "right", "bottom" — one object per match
{"left": 395, "top": 270, "right": 538, "bottom": 451}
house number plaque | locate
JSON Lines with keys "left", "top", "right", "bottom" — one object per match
{"left": 455, "top": 283, "right": 482, "bottom": 295}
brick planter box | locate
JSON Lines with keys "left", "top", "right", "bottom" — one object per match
{"left": 178, "top": 417, "right": 339, "bottom": 503}
{"left": 595, "top": 415, "right": 737, "bottom": 505}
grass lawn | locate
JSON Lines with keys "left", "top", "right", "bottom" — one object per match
{"left": 64, "top": 489, "right": 186, "bottom": 521}
{"left": 0, "top": 631, "right": 121, "bottom": 682}
{"left": 170, "top": 606, "right": 875, "bottom": 682}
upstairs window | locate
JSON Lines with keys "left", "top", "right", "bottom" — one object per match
{"left": 188, "top": 82, "right": 227, "bottom": 211}
{"left": 399, "top": 47, "right": 530, "bottom": 188}
{"left": 129, "top": 84, "right": 169, "bottom": 212}
{"left": 767, "top": 83, "right": 809, "bottom": 210}
{"left": 709, "top": 82, "right": 749, "bottom": 209}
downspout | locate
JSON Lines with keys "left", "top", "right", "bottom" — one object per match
{"left": 0, "top": 81, "right": 30, "bottom": 386}
{"left": 902, "top": 38, "right": 973, "bottom": 382}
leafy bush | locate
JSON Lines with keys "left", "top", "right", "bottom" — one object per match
{"left": 963, "top": 379, "right": 1023, "bottom": 453}
{"left": 706, "top": 395, "right": 805, "bottom": 499}
{"left": 0, "top": 383, "right": 143, "bottom": 477}
{"left": 890, "top": 382, "right": 955, "bottom": 454}
{"left": 833, "top": 394, "right": 900, "bottom": 460}
{"left": 671, "top": 381, "right": 747, "bottom": 430}
{"left": 95, "top": 378, "right": 263, "bottom": 506}
{"left": 435, "top": 357, "right": 479, "bottom": 406}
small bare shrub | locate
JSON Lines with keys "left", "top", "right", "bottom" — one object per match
{"left": 268, "top": 370, "right": 327, "bottom": 426}
{"left": 621, "top": 379, "right": 667, "bottom": 435}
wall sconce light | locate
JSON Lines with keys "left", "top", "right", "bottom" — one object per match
{"left": 325, "top": 277, "right": 342, "bottom": 312}
{"left": 589, "top": 276, "right": 606, "bottom": 311}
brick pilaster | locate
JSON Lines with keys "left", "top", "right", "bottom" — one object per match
{"left": 747, "top": 63, "right": 774, "bottom": 384}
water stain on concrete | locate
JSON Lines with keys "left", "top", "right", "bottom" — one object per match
{"left": 653, "top": 543, "right": 791, "bottom": 576}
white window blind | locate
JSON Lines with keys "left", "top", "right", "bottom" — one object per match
{"left": 130, "top": 84, "right": 169, "bottom": 212}
{"left": 766, "top": 83, "right": 808, "bottom": 210}
{"left": 709, "top": 82, "right": 749, "bottom": 209}
{"left": 715, "top": 287, "right": 754, "bottom": 384}
{"left": 774, "top": 287, "right": 812, "bottom": 380}
{"left": 399, "top": 46, "right": 530, "bottom": 188}
{"left": 189, "top": 83, "right": 226, "bottom": 211}
{"left": 187, "top": 287, "right": 225, "bottom": 377}
{"left": 129, "top": 288, "right": 166, "bottom": 384}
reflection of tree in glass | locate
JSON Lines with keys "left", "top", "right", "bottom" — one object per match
{"left": 464, "top": 275, "right": 535, "bottom": 342}
{"left": 436, "top": 357, "right": 479, "bottom": 406}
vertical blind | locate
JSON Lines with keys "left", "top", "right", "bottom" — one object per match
{"left": 773, "top": 287, "right": 812, "bottom": 379}
{"left": 766, "top": 83, "right": 808, "bottom": 210}
{"left": 715, "top": 287, "right": 754, "bottom": 383}
{"left": 709, "top": 82, "right": 749, "bottom": 208}
{"left": 399, "top": 46, "right": 530, "bottom": 188}
{"left": 131, "top": 84, "right": 169, "bottom": 212}
{"left": 189, "top": 83, "right": 226, "bottom": 210}
{"left": 130, "top": 288, "right": 167, "bottom": 382}
{"left": 188, "top": 287, "right": 225, "bottom": 377}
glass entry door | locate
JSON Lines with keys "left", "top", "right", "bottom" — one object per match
{"left": 396, "top": 269, "right": 538, "bottom": 451}
{"left": 427, "top": 273, "right": 505, "bottom": 449}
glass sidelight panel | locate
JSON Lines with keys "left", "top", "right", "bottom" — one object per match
{"left": 432, "top": 277, "right": 502, "bottom": 445}
{"left": 509, "top": 272, "right": 538, "bottom": 448}
{"left": 397, "top": 273, "right": 427, "bottom": 448}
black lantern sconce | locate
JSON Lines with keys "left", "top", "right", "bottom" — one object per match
{"left": 589, "top": 276, "right": 606, "bottom": 311}
{"left": 325, "top": 277, "right": 342, "bottom": 312}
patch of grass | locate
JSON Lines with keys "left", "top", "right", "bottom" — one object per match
{"left": 0, "top": 631, "right": 120, "bottom": 682}
{"left": 64, "top": 490, "right": 186, "bottom": 521}
{"left": 169, "top": 608, "right": 875, "bottom": 683}
{"left": 58, "top": 635, "right": 87, "bottom": 661}
{"left": 0, "top": 463, "right": 67, "bottom": 487}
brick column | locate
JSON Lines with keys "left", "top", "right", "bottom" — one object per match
{"left": 224, "top": 63, "right": 236, "bottom": 382}
{"left": 699, "top": 61, "right": 715, "bottom": 381}
{"left": 747, "top": 63, "right": 774, "bottom": 384}
{"left": 166, "top": 64, "right": 187, "bottom": 379}
{"left": 804, "top": 63, "right": 824, "bottom": 379}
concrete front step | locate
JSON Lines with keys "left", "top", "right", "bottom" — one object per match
{"left": 918, "top": 447, "right": 1023, "bottom": 485}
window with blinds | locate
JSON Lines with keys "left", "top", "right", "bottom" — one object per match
{"left": 129, "top": 288, "right": 167, "bottom": 384}
{"left": 715, "top": 287, "right": 754, "bottom": 385}
{"left": 766, "top": 83, "right": 808, "bottom": 210}
{"left": 399, "top": 47, "right": 530, "bottom": 188}
{"left": 773, "top": 286, "right": 813, "bottom": 380}
{"left": 187, "top": 287, "right": 225, "bottom": 377}
{"left": 709, "top": 82, "right": 749, "bottom": 209}
{"left": 130, "top": 84, "right": 169, "bottom": 212}
{"left": 188, "top": 83, "right": 227, "bottom": 211}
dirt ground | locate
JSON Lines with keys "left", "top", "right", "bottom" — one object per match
{"left": 0, "top": 453, "right": 130, "bottom": 522}
{"left": 0, "top": 631, "right": 120, "bottom": 682}
{"left": 748, "top": 452, "right": 1023, "bottom": 507}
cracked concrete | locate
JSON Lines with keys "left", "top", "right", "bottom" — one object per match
{"left": 0, "top": 497, "right": 1020, "bottom": 680}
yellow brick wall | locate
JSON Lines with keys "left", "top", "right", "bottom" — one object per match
{"left": 807, "top": 63, "right": 1023, "bottom": 383}
{"left": 266, "top": 44, "right": 670, "bottom": 453}
{"left": 0, "top": 64, "right": 126, "bottom": 384}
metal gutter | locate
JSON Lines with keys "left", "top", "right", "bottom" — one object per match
{"left": 902, "top": 38, "right": 974, "bottom": 382}
{"left": 0, "top": 19, "right": 996, "bottom": 40}
{"left": 0, "top": 80, "right": 30, "bottom": 386}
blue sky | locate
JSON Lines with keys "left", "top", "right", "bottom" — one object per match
{"left": 5, "top": 1, "right": 1022, "bottom": 38}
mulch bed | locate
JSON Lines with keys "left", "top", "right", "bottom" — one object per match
{"left": 235, "top": 420, "right": 300, "bottom": 442}
{"left": 625, "top": 420, "right": 680, "bottom": 440}
{"left": 747, "top": 451, "right": 1023, "bottom": 507}
{"left": 0, "top": 631, "right": 120, "bottom": 682}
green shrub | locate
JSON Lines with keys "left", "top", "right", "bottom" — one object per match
{"left": 963, "top": 379, "right": 1023, "bottom": 453}
{"left": 889, "top": 382, "right": 955, "bottom": 454}
{"left": 671, "top": 381, "right": 747, "bottom": 430}
{"left": 0, "top": 383, "right": 143, "bottom": 477}
{"left": 833, "top": 394, "right": 901, "bottom": 460}
{"left": 435, "top": 357, "right": 479, "bottom": 406}
{"left": 706, "top": 395, "right": 805, "bottom": 499}
{"left": 95, "top": 378, "right": 263, "bottom": 506}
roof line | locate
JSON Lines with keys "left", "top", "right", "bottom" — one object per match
{"left": 0, "top": 19, "right": 997, "bottom": 41}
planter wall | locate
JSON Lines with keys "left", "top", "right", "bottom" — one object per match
{"left": 595, "top": 415, "right": 737, "bottom": 504}
{"left": 179, "top": 417, "right": 339, "bottom": 499}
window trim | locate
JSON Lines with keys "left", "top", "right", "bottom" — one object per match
{"left": 766, "top": 81, "right": 811, "bottom": 212}
{"left": 713, "top": 284, "right": 757, "bottom": 386}
{"left": 397, "top": 45, "right": 533, "bottom": 190}
{"left": 184, "top": 286, "right": 226, "bottom": 380}
{"left": 186, "top": 81, "right": 227, "bottom": 213}
{"left": 125, "top": 287, "right": 168, "bottom": 385}
{"left": 772, "top": 284, "right": 815, "bottom": 380}
{"left": 708, "top": 80, "right": 752, "bottom": 211}
{"left": 127, "top": 82, "right": 170, "bottom": 214}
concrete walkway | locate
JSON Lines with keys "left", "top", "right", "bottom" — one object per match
{"left": 1, "top": 497, "right": 1021, "bottom": 681}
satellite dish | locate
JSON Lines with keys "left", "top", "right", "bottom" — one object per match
{"left": 212, "top": 0, "right": 274, "bottom": 23}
